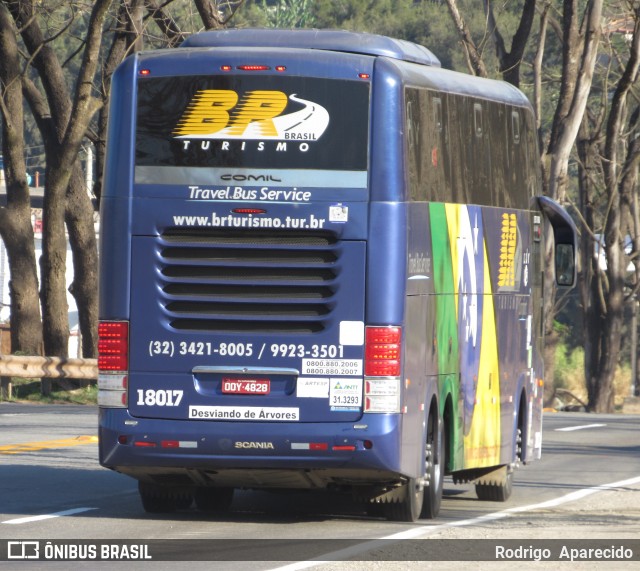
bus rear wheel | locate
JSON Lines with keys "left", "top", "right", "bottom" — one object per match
{"left": 380, "top": 479, "right": 424, "bottom": 522}
{"left": 380, "top": 410, "right": 443, "bottom": 522}
{"left": 194, "top": 487, "right": 234, "bottom": 513}
{"left": 421, "top": 413, "right": 444, "bottom": 519}
{"left": 138, "top": 482, "right": 193, "bottom": 513}
{"left": 475, "top": 469, "right": 513, "bottom": 502}
{"left": 476, "top": 421, "right": 522, "bottom": 502}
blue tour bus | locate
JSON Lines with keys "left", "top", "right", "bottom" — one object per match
{"left": 98, "top": 29, "right": 576, "bottom": 522}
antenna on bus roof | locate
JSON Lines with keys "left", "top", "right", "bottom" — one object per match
{"left": 180, "top": 29, "right": 441, "bottom": 68}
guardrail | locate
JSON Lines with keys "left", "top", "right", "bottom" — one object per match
{"left": 0, "top": 354, "right": 98, "bottom": 400}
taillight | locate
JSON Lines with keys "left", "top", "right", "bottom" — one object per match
{"left": 221, "top": 65, "right": 285, "bottom": 72}
{"left": 98, "top": 321, "right": 129, "bottom": 372}
{"left": 237, "top": 65, "right": 270, "bottom": 71}
{"left": 364, "top": 326, "right": 402, "bottom": 413}
{"left": 365, "top": 326, "right": 401, "bottom": 377}
{"left": 98, "top": 321, "right": 129, "bottom": 408}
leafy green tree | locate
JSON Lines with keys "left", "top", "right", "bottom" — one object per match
{"left": 255, "top": 0, "right": 315, "bottom": 28}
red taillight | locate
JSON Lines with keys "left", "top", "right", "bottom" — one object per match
{"left": 237, "top": 65, "right": 270, "bottom": 71}
{"left": 365, "top": 326, "right": 402, "bottom": 377}
{"left": 98, "top": 321, "right": 129, "bottom": 372}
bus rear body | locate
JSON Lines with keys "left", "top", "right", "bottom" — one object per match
{"left": 98, "top": 29, "right": 576, "bottom": 521}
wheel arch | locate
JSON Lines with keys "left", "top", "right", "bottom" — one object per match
{"left": 441, "top": 391, "right": 454, "bottom": 474}
{"left": 513, "top": 383, "right": 529, "bottom": 464}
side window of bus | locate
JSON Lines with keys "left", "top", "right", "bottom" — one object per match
{"left": 524, "top": 112, "right": 540, "bottom": 205}
{"left": 405, "top": 89, "right": 422, "bottom": 201}
{"left": 469, "top": 100, "right": 492, "bottom": 206}
{"left": 429, "top": 94, "right": 448, "bottom": 203}
{"left": 405, "top": 88, "right": 449, "bottom": 203}
{"left": 504, "top": 108, "right": 528, "bottom": 210}
{"left": 447, "top": 95, "right": 465, "bottom": 203}
{"left": 490, "top": 103, "right": 508, "bottom": 208}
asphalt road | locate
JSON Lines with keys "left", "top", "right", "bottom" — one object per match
{"left": 1, "top": 404, "right": 639, "bottom": 569}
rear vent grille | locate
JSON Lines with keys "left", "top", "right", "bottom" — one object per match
{"left": 158, "top": 229, "right": 340, "bottom": 333}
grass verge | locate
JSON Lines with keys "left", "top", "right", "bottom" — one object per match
{"left": 4, "top": 378, "right": 97, "bottom": 405}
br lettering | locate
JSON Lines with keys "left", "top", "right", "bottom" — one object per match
{"left": 175, "top": 90, "right": 288, "bottom": 137}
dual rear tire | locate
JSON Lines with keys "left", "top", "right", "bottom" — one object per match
{"left": 138, "top": 482, "right": 234, "bottom": 513}
{"left": 370, "top": 411, "right": 444, "bottom": 522}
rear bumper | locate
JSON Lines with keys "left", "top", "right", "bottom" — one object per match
{"left": 99, "top": 408, "right": 405, "bottom": 488}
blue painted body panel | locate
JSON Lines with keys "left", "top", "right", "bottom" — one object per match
{"left": 99, "top": 32, "right": 416, "bottom": 488}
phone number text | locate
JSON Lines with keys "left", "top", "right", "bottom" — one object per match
{"left": 149, "top": 341, "right": 254, "bottom": 357}
{"left": 148, "top": 341, "right": 348, "bottom": 360}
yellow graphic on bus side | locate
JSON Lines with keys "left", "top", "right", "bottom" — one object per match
{"left": 444, "top": 204, "right": 501, "bottom": 468}
{"left": 464, "top": 244, "right": 501, "bottom": 467}
{"left": 498, "top": 213, "right": 518, "bottom": 288}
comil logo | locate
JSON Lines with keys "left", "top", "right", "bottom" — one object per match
{"left": 174, "top": 90, "right": 330, "bottom": 141}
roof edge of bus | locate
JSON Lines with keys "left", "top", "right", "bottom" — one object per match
{"left": 180, "top": 28, "right": 441, "bottom": 68}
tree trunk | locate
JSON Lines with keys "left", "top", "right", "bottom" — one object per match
{"left": 0, "top": 207, "right": 42, "bottom": 355}
{"left": 66, "top": 166, "right": 99, "bottom": 358}
{"left": 543, "top": 327, "right": 560, "bottom": 406}
{"left": 39, "top": 164, "right": 70, "bottom": 359}
{"left": 0, "top": 3, "right": 42, "bottom": 356}
{"left": 483, "top": 0, "right": 536, "bottom": 88}
{"left": 9, "top": 0, "right": 112, "bottom": 366}
{"left": 588, "top": 8, "right": 640, "bottom": 413}
{"left": 576, "top": 115, "right": 602, "bottom": 410}
{"left": 95, "top": 0, "right": 146, "bottom": 202}
{"left": 589, "top": 316, "right": 621, "bottom": 413}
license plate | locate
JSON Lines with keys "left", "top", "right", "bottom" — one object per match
{"left": 221, "top": 378, "right": 271, "bottom": 395}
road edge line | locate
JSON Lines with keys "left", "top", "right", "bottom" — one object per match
{"left": 267, "top": 475, "right": 640, "bottom": 571}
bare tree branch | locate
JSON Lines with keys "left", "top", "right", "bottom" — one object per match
{"left": 483, "top": 0, "right": 536, "bottom": 87}
{"left": 444, "top": 0, "right": 489, "bottom": 77}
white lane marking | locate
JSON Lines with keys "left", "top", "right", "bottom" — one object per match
{"left": 2, "top": 507, "right": 97, "bottom": 525}
{"left": 268, "top": 475, "right": 640, "bottom": 571}
{"left": 555, "top": 423, "right": 607, "bottom": 432}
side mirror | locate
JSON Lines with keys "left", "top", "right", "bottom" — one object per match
{"left": 555, "top": 243, "right": 575, "bottom": 287}
{"left": 537, "top": 196, "right": 578, "bottom": 290}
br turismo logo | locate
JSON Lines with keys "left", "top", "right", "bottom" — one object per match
{"left": 174, "top": 89, "right": 330, "bottom": 141}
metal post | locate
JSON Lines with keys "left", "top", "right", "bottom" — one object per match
{"left": 0, "top": 376, "right": 11, "bottom": 400}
